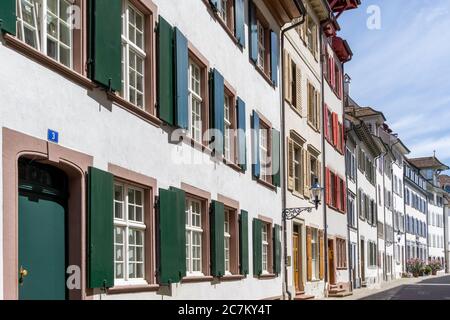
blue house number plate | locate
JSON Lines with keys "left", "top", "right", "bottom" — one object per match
{"left": 47, "top": 129, "right": 59, "bottom": 143}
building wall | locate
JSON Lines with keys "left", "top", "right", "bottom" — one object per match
{"left": 0, "top": 0, "right": 284, "bottom": 300}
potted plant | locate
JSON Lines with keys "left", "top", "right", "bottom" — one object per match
{"left": 406, "top": 258, "right": 425, "bottom": 277}
{"left": 429, "top": 259, "right": 442, "bottom": 275}
{"left": 424, "top": 265, "right": 432, "bottom": 276}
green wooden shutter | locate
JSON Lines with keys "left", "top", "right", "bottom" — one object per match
{"left": 234, "top": 0, "right": 245, "bottom": 48}
{"left": 272, "top": 128, "right": 281, "bottom": 187}
{"left": 252, "top": 110, "right": 260, "bottom": 179}
{"left": 210, "top": 200, "right": 225, "bottom": 277}
{"left": 252, "top": 218, "right": 262, "bottom": 276}
{"left": 175, "top": 27, "right": 189, "bottom": 130}
{"left": 249, "top": 0, "right": 258, "bottom": 63}
{"left": 88, "top": 167, "right": 114, "bottom": 289}
{"left": 157, "top": 16, "right": 175, "bottom": 125}
{"left": 273, "top": 224, "right": 281, "bottom": 276}
{"left": 270, "top": 31, "right": 279, "bottom": 86}
{"left": 210, "top": 69, "right": 225, "bottom": 156}
{"left": 158, "top": 187, "right": 186, "bottom": 285}
{"left": 0, "top": 0, "right": 16, "bottom": 35}
{"left": 237, "top": 97, "right": 247, "bottom": 172}
{"left": 88, "top": 0, "right": 121, "bottom": 91}
{"left": 239, "top": 210, "right": 249, "bottom": 276}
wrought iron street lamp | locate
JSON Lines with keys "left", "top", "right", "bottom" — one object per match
{"left": 282, "top": 179, "right": 323, "bottom": 221}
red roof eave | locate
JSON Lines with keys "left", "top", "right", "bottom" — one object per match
{"left": 332, "top": 37, "right": 353, "bottom": 63}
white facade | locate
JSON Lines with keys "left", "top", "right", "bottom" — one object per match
{"left": 0, "top": 0, "right": 289, "bottom": 300}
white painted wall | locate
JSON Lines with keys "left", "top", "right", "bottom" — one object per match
{"left": 0, "top": 0, "right": 284, "bottom": 300}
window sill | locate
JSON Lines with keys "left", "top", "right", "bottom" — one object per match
{"left": 258, "top": 273, "right": 277, "bottom": 280}
{"left": 307, "top": 121, "right": 320, "bottom": 133}
{"left": 181, "top": 276, "right": 214, "bottom": 283}
{"left": 289, "top": 104, "right": 303, "bottom": 118}
{"left": 336, "top": 267, "right": 347, "bottom": 271}
{"left": 223, "top": 158, "right": 244, "bottom": 173}
{"left": 4, "top": 33, "right": 95, "bottom": 90}
{"left": 257, "top": 178, "right": 277, "bottom": 191}
{"left": 221, "top": 274, "right": 246, "bottom": 282}
{"left": 107, "top": 283, "right": 160, "bottom": 295}
{"left": 252, "top": 61, "right": 276, "bottom": 88}
{"left": 291, "top": 191, "right": 305, "bottom": 200}
{"left": 107, "top": 93, "right": 161, "bottom": 128}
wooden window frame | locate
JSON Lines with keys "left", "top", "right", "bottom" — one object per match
{"left": 255, "top": 9, "right": 271, "bottom": 78}
{"left": 113, "top": 182, "right": 146, "bottom": 286}
{"left": 107, "top": 163, "right": 158, "bottom": 294}
{"left": 186, "top": 44, "right": 210, "bottom": 148}
{"left": 258, "top": 215, "right": 274, "bottom": 276}
{"left": 336, "top": 238, "right": 347, "bottom": 269}
{"left": 181, "top": 183, "right": 212, "bottom": 281}
{"left": 257, "top": 113, "right": 274, "bottom": 187}
{"left": 223, "top": 82, "right": 238, "bottom": 167}
{"left": 290, "top": 134, "right": 305, "bottom": 196}
{"left": 218, "top": 194, "right": 241, "bottom": 277}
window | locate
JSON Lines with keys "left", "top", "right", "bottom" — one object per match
{"left": 188, "top": 60, "right": 203, "bottom": 143}
{"left": 121, "top": 2, "right": 146, "bottom": 109}
{"left": 17, "top": 0, "right": 73, "bottom": 68}
{"left": 260, "top": 123, "right": 270, "bottom": 184}
{"left": 262, "top": 223, "right": 269, "bottom": 274}
{"left": 311, "top": 228, "right": 319, "bottom": 280}
{"left": 257, "top": 20, "right": 267, "bottom": 72}
{"left": 336, "top": 238, "right": 347, "bottom": 269}
{"left": 348, "top": 193, "right": 356, "bottom": 228}
{"left": 186, "top": 198, "right": 203, "bottom": 275}
{"left": 292, "top": 139, "right": 303, "bottom": 194}
{"left": 368, "top": 242, "right": 377, "bottom": 267}
{"left": 307, "top": 82, "right": 320, "bottom": 130}
{"left": 224, "top": 209, "right": 231, "bottom": 274}
{"left": 346, "top": 148, "right": 356, "bottom": 181}
{"left": 334, "top": 62, "right": 342, "bottom": 97}
{"left": 224, "top": 94, "right": 233, "bottom": 162}
{"left": 114, "top": 183, "right": 145, "bottom": 284}
{"left": 330, "top": 172, "right": 336, "bottom": 208}
{"left": 327, "top": 109, "right": 333, "bottom": 142}
{"left": 298, "top": 15, "right": 318, "bottom": 59}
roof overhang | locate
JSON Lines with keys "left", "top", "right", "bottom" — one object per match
{"left": 327, "top": 0, "right": 361, "bottom": 19}
{"left": 332, "top": 36, "right": 353, "bottom": 63}
{"left": 309, "top": 0, "right": 334, "bottom": 22}
{"left": 354, "top": 124, "right": 382, "bottom": 158}
{"left": 263, "top": 0, "right": 306, "bottom": 26}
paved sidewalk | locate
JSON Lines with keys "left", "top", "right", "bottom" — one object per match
{"left": 321, "top": 274, "right": 450, "bottom": 300}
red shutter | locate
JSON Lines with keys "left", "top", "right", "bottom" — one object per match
{"left": 324, "top": 104, "right": 329, "bottom": 140}
{"left": 339, "top": 69, "right": 343, "bottom": 98}
{"left": 336, "top": 175, "right": 341, "bottom": 210}
{"left": 326, "top": 168, "right": 330, "bottom": 205}
{"left": 333, "top": 113, "right": 338, "bottom": 147}
{"left": 341, "top": 121, "right": 345, "bottom": 153}
{"left": 331, "top": 58, "right": 335, "bottom": 89}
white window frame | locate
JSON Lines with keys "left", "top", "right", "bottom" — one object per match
{"left": 257, "top": 20, "right": 265, "bottom": 71}
{"left": 121, "top": 1, "right": 146, "bottom": 109}
{"left": 311, "top": 228, "right": 319, "bottom": 280}
{"left": 262, "top": 223, "right": 269, "bottom": 274}
{"left": 17, "top": 0, "right": 74, "bottom": 68}
{"left": 293, "top": 141, "right": 302, "bottom": 193}
{"left": 224, "top": 95, "right": 233, "bottom": 162}
{"left": 188, "top": 60, "right": 203, "bottom": 144}
{"left": 224, "top": 209, "right": 231, "bottom": 275}
{"left": 260, "top": 126, "right": 269, "bottom": 182}
{"left": 113, "top": 183, "right": 146, "bottom": 286}
{"left": 186, "top": 198, "right": 203, "bottom": 276}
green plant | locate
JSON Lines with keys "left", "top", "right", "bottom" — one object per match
{"left": 428, "top": 259, "right": 442, "bottom": 273}
{"left": 424, "top": 265, "right": 432, "bottom": 276}
{"left": 406, "top": 258, "right": 425, "bottom": 277}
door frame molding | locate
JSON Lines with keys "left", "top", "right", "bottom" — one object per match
{"left": 2, "top": 128, "right": 93, "bottom": 300}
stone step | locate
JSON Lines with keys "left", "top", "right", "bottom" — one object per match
{"left": 294, "top": 294, "right": 315, "bottom": 300}
{"left": 328, "top": 291, "right": 353, "bottom": 298}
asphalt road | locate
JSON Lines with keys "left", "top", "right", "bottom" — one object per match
{"left": 361, "top": 275, "right": 450, "bottom": 300}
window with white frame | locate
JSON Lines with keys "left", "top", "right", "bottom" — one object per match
{"left": 17, "top": 0, "right": 73, "bottom": 68}
{"left": 188, "top": 60, "right": 203, "bottom": 143}
{"left": 224, "top": 209, "right": 231, "bottom": 274}
{"left": 262, "top": 223, "right": 269, "bottom": 273}
{"left": 260, "top": 125, "right": 270, "bottom": 183}
{"left": 257, "top": 20, "right": 266, "bottom": 71}
{"left": 348, "top": 193, "right": 356, "bottom": 228}
{"left": 121, "top": 2, "right": 146, "bottom": 108}
{"left": 224, "top": 95, "right": 232, "bottom": 162}
{"left": 293, "top": 140, "right": 303, "bottom": 193}
{"left": 114, "top": 183, "right": 146, "bottom": 284}
{"left": 186, "top": 198, "right": 203, "bottom": 275}
{"left": 311, "top": 228, "right": 319, "bottom": 280}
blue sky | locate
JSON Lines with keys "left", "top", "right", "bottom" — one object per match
{"left": 338, "top": 0, "right": 450, "bottom": 168}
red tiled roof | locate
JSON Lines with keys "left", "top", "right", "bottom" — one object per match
{"left": 408, "top": 157, "right": 449, "bottom": 170}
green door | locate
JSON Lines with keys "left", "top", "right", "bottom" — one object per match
{"left": 18, "top": 161, "right": 68, "bottom": 300}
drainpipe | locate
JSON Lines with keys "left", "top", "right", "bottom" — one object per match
{"left": 281, "top": 7, "right": 306, "bottom": 301}
{"left": 320, "top": 30, "right": 329, "bottom": 296}
{"left": 444, "top": 197, "right": 449, "bottom": 273}
{"left": 373, "top": 152, "right": 382, "bottom": 285}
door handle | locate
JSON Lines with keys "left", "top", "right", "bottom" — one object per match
{"left": 19, "top": 266, "right": 28, "bottom": 285}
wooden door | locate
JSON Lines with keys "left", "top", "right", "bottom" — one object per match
{"left": 328, "top": 239, "right": 336, "bottom": 285}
